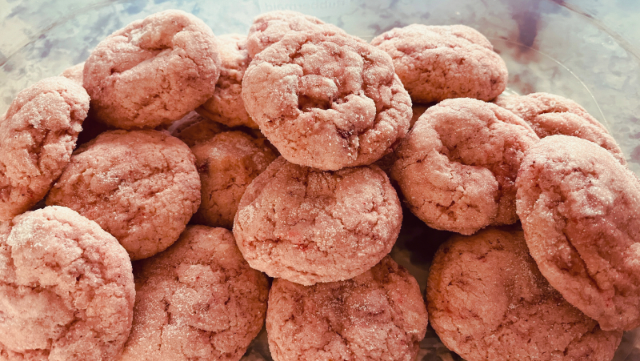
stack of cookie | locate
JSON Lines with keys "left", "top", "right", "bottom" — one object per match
{"left": 0, "top": 7, "right": 638, "bottom": 361}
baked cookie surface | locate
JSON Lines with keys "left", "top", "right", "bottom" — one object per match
{"left": 168, "top": 111, "right": 227, "bottom": 147}
{"left": 391, "top": 98, "right": 538, "bottom": 235}
{"left": 496, "top": 92, "right": 626, "bottom": 164}
{"left": 371, "top": 24, "right": 507, "bottom": 103}
{"left": 0, "top": 77, "right": 89, "bottom": 221}
{"left": 46, "top": 130, "right": 201, "bottom": 260}
{"left": 83, "top": 10, "right": 221, "bottom": 129}
{"left": 121, "top": 226, "right": 268, "bottom": 361}
{"left": 243, "top": 30, "right": 411, "bottom": 170}
{"left": 198, "top": 34, "right": 258, "bottom": 129}
{"left": 267, "top": 256, "right": 428, "bottom": 361}
{"left": 233, "top": 157, "right": 402, "bottom": 285}
{"left": 427, "top": 226, "right": 622, "bottom": 361}
{"left": 517, "top": 135, "right": 640, "bottom": 331}
{"left": 191, "top": 130, "right": 277, "bottom": 229}
{"left": 0, "top": 206, "right": 135, "bottom": 361}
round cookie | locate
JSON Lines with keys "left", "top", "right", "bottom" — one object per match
{"left": 427, "top": 227, "right": 622, "bottom": 361}
{"left": 267, "top": 256, "right": 428, "bottom": 361}
{"left": 243, "top": 30, "right": 412, "bottom": 171}
{"left": 0, "top": 76, "right": 89, "bottom": 221}
{"left": 46, "top": 130, "right": 201, "bottom": 260}
{"left": 83, "top": 10, "right": 221, "bottom": 129}
{"left": 61, "top": 62, "right": 85, "bottom": 84}
{"left": 191, "top": 130, "right": 278, "bottom": 229}
{"left": 390, "top": 98, "right": 539, "bottom": 235}
{"left": 197, "top": 34, "right": 258, "bottom": 129}
{"left": 246, "top": 10, "right": 347, "bottom": 58}
{"left": 495, "top": 92, "right": 626, "bottom": 164}
{"left": 516, "top": 135, "right": 640, "bottom": 331}
{"left": 0, "top": 206, "right": 135, "bottom": 361}
{"left": 168, "top": 111, "right": 227, "bottom": 147}
{"left": 371, "top": 24, "right": 508, "bottom": 103}
{"left": 233, "top": 157, "right": 402, "bottom": 285}
{"left": 121, "top": 226, "right": 268, "bottom": 361}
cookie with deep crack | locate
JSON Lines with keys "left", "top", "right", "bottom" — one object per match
{"left": 246, "top": 10, "right": 347, "bottom": 58}
{"left": 191, "top": 130, "right": 278, "bottom": 229}
{"left": 243, "top": 30, "right": 412, "bottom": 170}
{"left": 197, "top": 34, "right": 258, "bottom": 129}
{"left": 391, "top": 98, "right": 539, "bottom": 235}
{"left": 371, "top": 24, "right": 508, "bottom": 103}
{"left": 121, "top": 226, "right": 268, "bottom": 361}
{"left": 516, "top": 135, "right": 640, "bottom": 331}
{"left": 427, "top": 226, "right": 622, "bottom": 361}
{"left": 495, "top": 92, "right": 626, "bottom": 164}
{"left": 0, "top": 206, "right": 135, "bottom": 361}
{"left": 46, "top": 130, "right": 201, "bottom": 260}
{"left": 267, "top": 256, "right": 428, "bottom": 361}
{"left": 233, "top": 157, "right": 402, "bottom": 285}
{"left": 83, "top": 10, "right": 221, "bottom": 129}
{"left": 0, "top": 77, "right": 89, "bottom": 221}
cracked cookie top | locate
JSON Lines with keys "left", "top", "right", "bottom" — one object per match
{"left": 391, "top": 98, "right": 539, "bottom": 235}
{"left": 233, "top": 157, "right": 402, "bottom": 285}
{"left": 371, "top": 24, "right": 508, "bottom": 103}
{"left": 495, "top": 92, "right": 626, "bottom": 164}
{"left": 0, "top": 77, "right": 89, "bottom": 221}
{"left": 46, "top": 130, "right": 201, "bottom": 260}
{"left": 427, "top": 226, "right": 622, "bottom": 361}
{"left": 242, "top": 30, "right": 412, "bottom": 171}
{"left": 83, "top": 10, "right": 221, "bottom": 129}
{"left": 267, "top": 256, "right": 428, "bottom": 361}
{"left": 516, "top": 135, "right": 640, "bottom": 331}
{"left": 121, "top": 226, "right": 268, "bottom": 361}
{"left": 197, "top": 34, "right": 258, "bottom": 129}
{"left": 0, "top": 206, "right": 135, "bottom": 361}
{"left": 191, "top": 130, "right": 278, "bottom": 229}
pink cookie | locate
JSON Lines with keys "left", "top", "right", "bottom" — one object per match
{"left": 191, "top": 130, "right": 278, "bottom": 229}
{"left": 267, "top": 256, "right": 428, "bottom": 361}
{"left": 0, "top": 77, "right": 89, "bottom": 221}
{"left": 427, "top": 226, "right": 622, "bottom": 361}
{"left": 243, "top": 30, "right": 412, "bottom": 170}
{"left": 233, "top": 157, "right": 402, "bottom": 285}
{"left": 246, "top": 10, "right": 347, "bottom": 57}
{"left": 84, "top": 10, "right": 221, "bottom": 129}
{"left": 197, "top": 34, "right": 258, "bottom": 129}
{"left": 60, "top": 62, "right": 85, "bottom": 84}
{"left": 168, "top": 111, "right": 227, "bottom": 147}
{"left": 121, "top": 226, "right": 268, "bottom": 361}
{"left": 0, "top": 206, "right": 135, "bottom": 361}
{"left": 495, "top": 92, "right": 626, "bottom": 164}
{"left": 46, "top": 130, "right": 201, "bottom": 260}
{"left": 517, "top": 135, "right": 640, "bottom": 331}
{"left": 391, "top": 98, "right": 539, "bottom": 235}
{"left": 371, "top": 24, "right": 508, "bottom": 103}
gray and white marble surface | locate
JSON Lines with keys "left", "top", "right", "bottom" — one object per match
{"left": 1, "top": 1, "right": 639, "bottom": 360}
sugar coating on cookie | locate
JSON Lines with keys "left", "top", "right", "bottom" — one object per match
{"left": 168, "top": 111, "right": 227, "bottom": 147}
{"left": 0, "top": 206, "right": 135, "bottom": 361}
{"left": 61, "top": 62, "right": 85, "bottom": 84}
{"left": 427, "top": 227, "right": 622, "bottom": 361}
{"left": 83, "top": 10, "right": 221, "bottom": 129}
{"left": 516, "top": 135, "right": 640, "bottom": 331}
{"left": 197, "top": 34, "right": 258, "bottom": 129}
{"left": 46, "top": 130, "right": 201, "bottom": 260}
{"left": 391, "top": 98, "right": 539, "bottom": 235}
{"left": 495, "top": 92, "right": 626, "bottom": 164}
{"left": 191, "top": 130, "right": 278, "bottom": 229}
{"left": 243, "top": 31, "right": 412, "bottom": 170}
{"left": 246, "top": 10, "right": 347, "bottom": 58}
{"left": 233, "top": 157, "right": 402, "bottom": 285}
{"left": 371, "top": 24, "right": 507, "bottom": 103}
{"left": 0, "top": 76, "right": 89, "bottom": 221}
{"left": 121, "top": 226, "right": 268, "bottom": 361}
{"left": 267, "top": 256, "right": 428, "bottom": 361}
